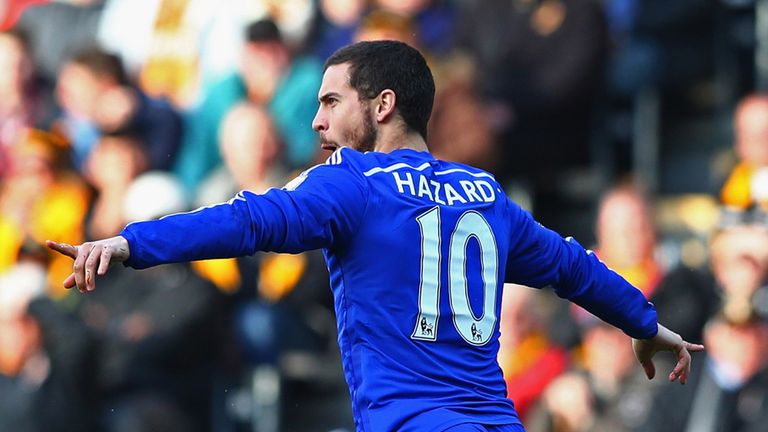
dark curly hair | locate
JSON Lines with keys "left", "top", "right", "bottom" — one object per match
{"left": 324, "top": 40, "right": 435, "bottom": 140}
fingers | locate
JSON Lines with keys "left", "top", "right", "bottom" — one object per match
{"left": 63, "top": 273, "right": 77, "bottom": 290}
{"left": 98, "top": 246, "right": 112, "bottom": 276}
{"left": 676, "top": 341, "right": 704, "bottom": 384}
{"left": 72, "top": 243, "right": 94, "bottom": 292}
{"left": 46, "top": 240, "right": 78, "bottom": 259}
{"left": 670, "top": 344, "right": 695, "bottom": 384}
{"left": 669, "top": 341, "right": 705, "bottom": 384}
{"left": 84, "top": 244, "right": 104, "bottom": 292}
{"left": 57, "top": 239, "right": 120, "bottom": 292}
{"left": 47, "top": 240, "right": 85, "bottom": 291}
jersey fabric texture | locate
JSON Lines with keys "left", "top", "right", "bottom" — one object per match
{"left": 443, "top": 423, "right": 526, "bottom": 432}
{"left": 120, "top": 147, "right": 658, "bottom": 432}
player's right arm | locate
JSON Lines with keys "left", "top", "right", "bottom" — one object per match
{"left": 48, "top": 149, "right": 368, "bottom": 292}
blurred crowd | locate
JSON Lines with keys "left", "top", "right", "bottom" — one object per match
{"left": 0, "top": 0, "right": 767, "bottom": 431}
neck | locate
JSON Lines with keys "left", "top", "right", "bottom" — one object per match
{"left": 373, "top": 129, "right": 429, "bottom": 154}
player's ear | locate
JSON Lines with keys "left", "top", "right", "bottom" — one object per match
{"left": 375, "top": 89, "right": 397, "bottom": 122}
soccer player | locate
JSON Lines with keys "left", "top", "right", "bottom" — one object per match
{"left": 48, "top": 41, "right": 703, "bottom": 432}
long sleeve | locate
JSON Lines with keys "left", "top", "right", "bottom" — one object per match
{"left": 121, "top": 153, "right": 369, "bottom": 269}
{"left": 504, "top": 199, "right": 658, "bottom": 339}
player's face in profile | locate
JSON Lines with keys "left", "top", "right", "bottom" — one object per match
{"left": 313, "top": 63, "right": 377, "bottom": 153}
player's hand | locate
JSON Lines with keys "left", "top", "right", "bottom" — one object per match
{"left": 632, "top": 323, "right": 705, "bottom": 384}
{"left": 46, "top": 236, "right": 131, "bottom": 293}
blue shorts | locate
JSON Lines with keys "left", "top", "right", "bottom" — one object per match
{"left": 443, "top": 423, "right": 526, "bottom": 432}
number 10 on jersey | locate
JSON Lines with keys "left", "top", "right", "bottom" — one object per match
{"left": 411, "top": 206, "right": 499, "bottom": 346}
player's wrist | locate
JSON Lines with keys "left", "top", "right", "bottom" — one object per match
{"left": 106, "top": 235, "right": 131, "bottom": 262}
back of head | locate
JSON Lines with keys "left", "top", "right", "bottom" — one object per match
{"left": 245, "top": 19, "right": 282, "bottom": 44}
{"left": 86, "top": 132, "right": 147, "bottom": 189}
{"left": 324, "top": 40, "right": 435, "bottom": 139}
{"left": 69, "top": 47, "right": 128, "bottom": 86}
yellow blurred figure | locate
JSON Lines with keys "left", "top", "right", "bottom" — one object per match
{"left": 721, "top": 94, "right": 768, "bottom": 211}
{"left": 0, "top": 128, "right": 89, "bottom": 297}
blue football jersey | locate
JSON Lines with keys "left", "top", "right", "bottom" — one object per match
{"left": 121, "top": 148, "right": 657, "bottom": 432}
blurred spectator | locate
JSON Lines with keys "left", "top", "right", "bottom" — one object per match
{"left": 185, "top": 100, "right": 344, "bottom": 431}
{"left": 614, "top": 185, "right": 720, "bottom": 341}
{"left": 639, "top": 316, "right": 768, "bottom": 432}
{"left": 83, "top": 132, "right": 147, "bottom": 240}
{"left": 76, "top": 170, "right": 224, "bottom": 432}
{"left": 135, "top": 0, "right": 219, "bottom": 108}
{"left": 353, "top": 8, "right": 418, "bottom": 47}
{"left": 0, "top": 29, "right": 55, "bottom": 176}
{"left": 94, "top": 0, "right": 163, "bottom": 79}
{"left": 195, "top": 102, "right": 283, "bottom": 208}
{"left": 529, "top": 371, "right": 595, "bottom": 432}
{"left": 220, "top": 0, "right": 318, "bottom": 52}
{"left": 709, "top": 221, "right": 768, "bottom": 325}
{"left": 498, "top": 285, "right": 568, "bottom": 421}
{"left": 174, "top": 18, "right": 322, "bottom": 195}
{"left": 349, "top": 11, "right": 495, "bottom": 171}
{"left": 352, "top": 8, "right": 497, "bottom": 171}
{"left": 55, "top": 47, "right": 182, "bottom": 171}
{"left": 428, "top": 52, "right": 496, "bottom": 170}
{"left": 190, "top": 101, "right": 328, "bottom": 350}
{"left": 635, "top": 216, "right": 768, "bottom": 431}
{"left": 259, "top": 0, "right": 317, "bottom": 50}
{"left": 373, "top": 0, "right": 456, "bottom": 55}
{"left": 311, "top": 0, "right": 368, "bottom": 61}
{"left": 15, "top": 0, "right": 104, "bottom": 83}
{"left": 100, "top": 0, "right": 315, "bottom": 109}
{"left": 99, "top": 0, "right": 249, "bottom": 102}
{"left": 594, "top": 184, "right": 661, "bottom": 296}
{"left": 0, "top": 128, "right": 89, "bottom": 296}
{"left": 457, "top": 0, "right": 608, "bottom": 232}
{"left": 528, "top": 321, "right": 658, "bottom": 432}
{"left": 0, "top": 244, "right": 96, "bottom": 432}
{"left": 720, "top": 94, "right": 768, "bottom": 213}
{"left": 604, "top": 0, "right": 714, "bottom": 97}
{"left": 237, "top": 19, "right": 320, "bottom": 169}
{"left": 81, "top": 295, "right": 220, "bottom": 432}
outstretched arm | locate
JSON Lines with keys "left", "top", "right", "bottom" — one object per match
{"left": 46, "top": 236, "right": 130, "bottom": 292}
{"left": 47, "top": 148, "right": 369, "bottom": 293}
{"left": 504, "top": 198, "right": 705, "bottom": 384}
{"left": 633, "top": 323, "right": 705, "bottom": 384}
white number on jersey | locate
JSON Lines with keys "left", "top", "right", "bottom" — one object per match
{"left": 411, "top": 207, "right": 499, "bottom": 345}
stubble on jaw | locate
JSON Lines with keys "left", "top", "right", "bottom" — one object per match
{"left": 345, "top": 106, "right": 377, "bottom": 153}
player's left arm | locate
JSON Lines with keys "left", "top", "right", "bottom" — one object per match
{"left": 503, "top": 199, "right": 703, "bottom": 383}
